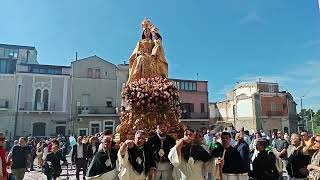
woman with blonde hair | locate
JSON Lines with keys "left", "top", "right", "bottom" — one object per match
{"left": 307, "top": 135, "right": 320, "bottom": 180}
{"left": 36, "top": 140, "right": 44, "bottom": 168}
{"left": 286, "top": 133, "right": 310, "bottom": 179}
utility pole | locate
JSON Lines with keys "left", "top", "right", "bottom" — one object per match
{"left": 300, "top": 96, "right": 305, "bottom": 130}
{"left": 311, "top": 109, "right": 314, "bottom": 135}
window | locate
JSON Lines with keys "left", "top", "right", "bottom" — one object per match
{"left": 106, "top": 101, "right": 113, "bottom": 108}
{"left": 201, "top": 103, "right": 205, "bottom": 113}
{"left": 271, "top": 102, "right": 277, "bottom": 112}
{"left": 90, "top": 123, "right": 100, "bottom": 135}
{"left": 48, "top": 69, "right": 55, "bottom": 74}
{"left": 0, "top": 99, "right": 9, "bottom": 108}
{"left": 87, "top": 68, "right": 93, "bottom": 78}
{"left": 269, "top": 85, "right": 274, "bottom": 92}
{"left": 181, "top": 103, "right": 194, "bottom": 113}
{"left": 79, "top": 130, "right": 87, "bottom": 136}
{"left": 43, "top": 90, "right": 49, "bottom": 111}
{"left": 32, "top": 68, "right": 40, "bottom": 73}
{"left": 192, "top": 82, "right": 197, "bottom": 91}
{"left": 4, "top": 49, "right": 10, "bottom": 57}
{"left": 180, "top": 82, "right": 185, "bottom": 90}
{"left": 177, "top": 81, "right": 197, "bottom": 91}
{"left": 32, "top": 123, "right": 46, "bottom": 136}
{"left": 103, "top": 120, "right": 115, "bottom": 134}
{"left": 0, "top": 59, "right": 16, "bottom": 74}
{"left": 34, "top": 89, "right": 42, "bottom": 110}
{"left": 81, "top": 94, "right": 89, "bottom": 106}
{"left": 188, "top": 82, "right": 193, "bottom": 91}
{"left": 39, "top": 68, "right": 46, "bottom": 74}
{"left": 185, "top": 82, "right": 189, "bottom": 90}
{"left": 0, "top": 60, "right": 7, "bottom": 73}
{"left": 105, "top": 72, "right": 108, "bottom": 77}
{"left": 174, "top": 81, "right": 179, "bottom": 89}
{"left": 95, "top": 69, "right": 101, "bottom": 79}
{"left": 54, "top": 69, "right": 62, "bottom": 74}
{"left": 78, "top": 128, "right": 88, "bottom": 136}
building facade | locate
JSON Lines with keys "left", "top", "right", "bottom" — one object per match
{"left": 0, "top": 44, "right": 39, "bottom": 139}
{"left": 15, "top": 63, "right": 71, "bottom": 137}
{"left": 70, "top": 56, "right": 128, "bottom": 136}
{"left": 210, "top": 82, "right": 297, "bottom": 134}
{"left": 0, "top": 74, "right": 17, "bottom": 139}
{"left": 171, "top": 79, "right": 209, "bottom": 130}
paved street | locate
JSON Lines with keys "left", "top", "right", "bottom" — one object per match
{"left": 8, "top": 156, "right": 85, "bottom": 180}
{"left": 22, "top": 164, "right": 83, "bottom": 180}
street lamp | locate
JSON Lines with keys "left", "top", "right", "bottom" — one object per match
{"left": 13, "top": 84, "right": 21, "bottom": 139}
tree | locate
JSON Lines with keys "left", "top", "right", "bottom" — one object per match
{"left": 300, "top": 109, "right": 320, "bottom": 134}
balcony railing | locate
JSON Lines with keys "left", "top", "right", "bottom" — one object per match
{"left": 78, "top": 106, "right": 116, "bottom": 115}
{"left": 181, "top": 112, "right": 209, "bottom": 119}
{"left": 20, "top": 102, "right": 56, "bottom": 111}
{"left": 0, "top": 99, "right": 9, "bottom": 109}
{"left": 266, "top": 111, "right": 283, "bottom": 116}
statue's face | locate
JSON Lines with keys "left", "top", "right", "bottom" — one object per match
{"left": 144, "top": 29, "right": 151, "bottom": 39}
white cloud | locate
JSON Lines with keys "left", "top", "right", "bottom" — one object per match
{"left": 239, "top": 11, "right": 264, "bottom": 24}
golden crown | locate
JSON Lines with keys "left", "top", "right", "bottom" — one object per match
{"left": 141, "top": 17, "right": 153, "bottom": 30}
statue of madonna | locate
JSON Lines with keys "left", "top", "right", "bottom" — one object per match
{"left": 128, "top": 18, "right": 168, "bottom": 82}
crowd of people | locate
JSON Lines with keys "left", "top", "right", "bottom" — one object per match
{"left": 0, "top": 125, "right": 320, "bottom": 180}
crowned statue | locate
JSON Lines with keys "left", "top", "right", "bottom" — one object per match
{"left": 128, "top": 18, "right": 168, "bottom": 82}
{"left": 115, "top": 18, "right": 185, "bottom": 142}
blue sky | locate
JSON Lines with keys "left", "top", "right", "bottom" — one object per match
{"left": 1, "top": 0, "right": 320, "bottom": 111}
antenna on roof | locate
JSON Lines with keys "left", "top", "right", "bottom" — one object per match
{"left": 196, "top": 73, "right": 199, "bottom": 80}
{"left": 75, "top": 52, "right": 78, "bottom": 61}
{"left": 258, "top": 78, "right": 261, "bottom": 82}
{"left": 123, "top": 61, "right": 126, "bottom": 65}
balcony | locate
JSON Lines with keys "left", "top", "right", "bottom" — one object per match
{"left": 181, "top": 112, "right": 209, "bottom": 119}
{"left": 0, "top": 99, "right": 9, "bottom": 110}
{"left": 20, "top": 102, "right": 56, "bottom": 112}
{"left": 266, "top": 111, "right": 283, "bottom": 116}
{"left": 77, "top": 106, "right": 116, "bottom": 115}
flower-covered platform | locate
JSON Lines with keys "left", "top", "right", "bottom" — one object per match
{"left": 115, "top": 77, "right": 185, "bottom": 142}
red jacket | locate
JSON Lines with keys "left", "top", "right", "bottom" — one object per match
{"left": 0, "top": 147, "right": 8, "bottom": 177}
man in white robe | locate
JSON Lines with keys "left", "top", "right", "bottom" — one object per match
{"left": 118, "top": 130, "right": 156, "bottom": 180}
{"left": 168, "top": 129, "right": 216, "bottom": 180}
